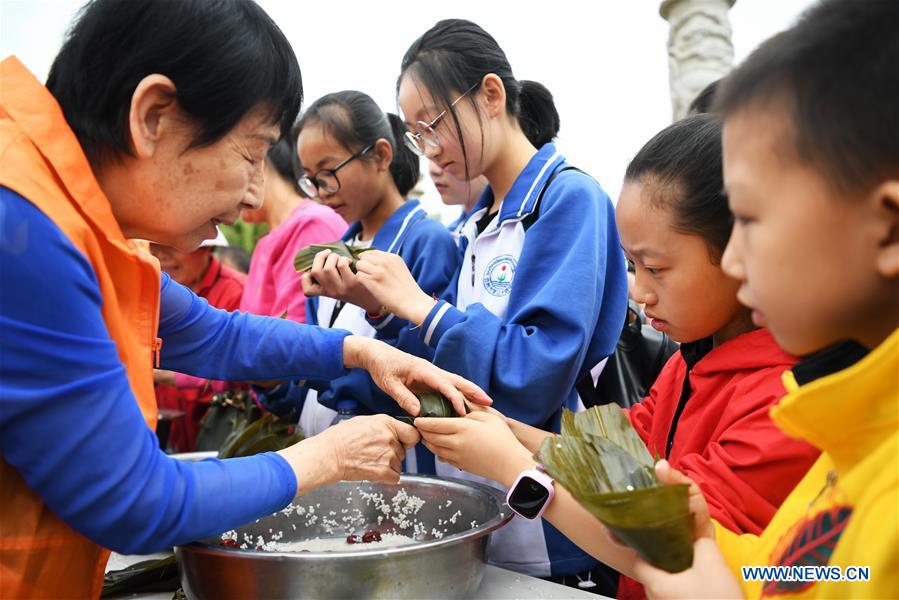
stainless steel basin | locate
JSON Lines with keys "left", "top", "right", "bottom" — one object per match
{"left": 176, "top": 475, "right": 512, "bottom": 599}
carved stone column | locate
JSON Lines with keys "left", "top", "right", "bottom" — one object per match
{"left": 660, "top": 0, "right": 736, "bottom": 120}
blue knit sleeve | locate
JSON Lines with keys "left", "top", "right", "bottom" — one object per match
{"left": 158, "top": 274, "right": 349, "bottom": 382}
{"left": 0, "top": 187, "right": 297, "bottom": 554}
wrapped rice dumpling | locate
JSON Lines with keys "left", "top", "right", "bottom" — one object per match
{"left": 294, "top": 241, "right": 371, "bottom": 274}
{"left": 394, "top": 392, "right": 468, "bottom": 425}
{"left": 536, "top": 404, "right": 693, "bottom": 572}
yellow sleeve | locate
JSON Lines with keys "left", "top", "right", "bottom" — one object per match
{"left": 714, "top": 520, "right": 761, "bottom": 589}
{"left": 825, "top": 489, "right": 898, "bottom": 599}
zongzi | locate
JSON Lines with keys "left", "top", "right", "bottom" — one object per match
{"left": 394, "top": 392, "right": 468, "bottom": 425}
{"left": 294, "top": 241, "right": 371, "bottom": 274}
{"left": 536, "top": 404, "right": 693, "bottom": 573}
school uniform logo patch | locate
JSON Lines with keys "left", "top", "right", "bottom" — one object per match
{"left": 483, "top": 255, "right": 516, "bottom": 297}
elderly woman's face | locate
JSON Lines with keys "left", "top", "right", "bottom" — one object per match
{"left": 116, "top": 101, "right": 280, "bottom": 251}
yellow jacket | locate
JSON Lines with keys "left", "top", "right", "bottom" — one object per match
{"left": 715, "top": 328, "right": 898, "bottom": 598}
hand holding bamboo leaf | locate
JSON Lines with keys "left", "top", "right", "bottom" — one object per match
{"left": 297, "top": 245, "right": 382, "bottom": 314}
{"left": 536, "top": 404, "right": 694, "bottom": 573}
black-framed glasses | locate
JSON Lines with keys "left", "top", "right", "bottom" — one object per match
{"left": 298, "top": 143, "right": 374, "bottom": 197}
{"left": 403, "top": 81, "right": 480, "bottom": 156}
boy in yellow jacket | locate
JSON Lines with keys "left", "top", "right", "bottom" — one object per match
{"left": 633, "top": 0, "right": 898, "bottom": 597}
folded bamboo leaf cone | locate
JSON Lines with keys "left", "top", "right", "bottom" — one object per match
{"left": 536, "top": 404, "right": 694, "bottom": 572}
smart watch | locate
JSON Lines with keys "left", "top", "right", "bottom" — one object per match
{"left": 506, "top": 465, "right": 555, "bottom": 520}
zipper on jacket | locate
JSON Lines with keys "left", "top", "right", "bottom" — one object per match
{"left": 471, "top": 254, "right": 476, "bottom": 287}
{"left": 665, "top": 337, "right": 713, "bottom": 458}
{"left": 152, "top": 337, "right": 163, "bottom": 368}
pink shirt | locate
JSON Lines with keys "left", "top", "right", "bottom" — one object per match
{"left": 240, "top": 199, "right": 347, "bottom": 322}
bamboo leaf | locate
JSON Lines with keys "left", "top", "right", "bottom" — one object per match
{"left": 294, "top": 241, "right": 372, "bottom": 274}
{"left": 394, "top": 392, "right": 469, "bottom": 425}
{"left": 536, "top": 404, "right": 693, "bottom": 573}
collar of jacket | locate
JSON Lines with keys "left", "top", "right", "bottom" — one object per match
{"left": 341, "top": 198, "right": 426, "bottom": 252}
{"left": 774, "top": 328, "right": 898, "bottom": 472}
{"left": 470, "top": 143, "right": 566, "bottom": 228}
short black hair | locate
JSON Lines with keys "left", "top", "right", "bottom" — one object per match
{"left": 47, "top": 0, "right": 302, "bottom": 165}
{"left": 714, "top": 0, "right": 899, "bottom": 195}
{"left": 297, "top": 91, "right": 420, "bottom": 197}
{"left": 625, "top": 114, "right": 731, "bottom": 260}
{"left": 687, "top": 79, "right": 720, "bottom": 115}
{"left": 399, "top": 19, "right": 560, "bottom": 180}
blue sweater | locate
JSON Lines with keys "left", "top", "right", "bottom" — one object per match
{"left": 0, "top": 187, "right": 351, "bottom": 554}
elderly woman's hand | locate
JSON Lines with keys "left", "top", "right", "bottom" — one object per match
{"left": 300, "top": 249, "right": 383, "bottom": 315}
{"left": 278, "top": 415, "right": 420, "bottom": 495}
{"left": 343, "top": 336, "right": 491, "bottom": 416}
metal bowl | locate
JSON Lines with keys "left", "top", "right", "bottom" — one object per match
{"left": 176, "top": 475, "right": 512, "bottom": 599}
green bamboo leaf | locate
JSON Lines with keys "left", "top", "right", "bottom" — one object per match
{"left": 294, "top": 241, "right": 372, "bottom": 274}
{"left": 536, "top": 404, "right": 692, "bottom": 573}
{"left": 236, "top": 431, "right": 304, "bottom": 457}
{"left": 218, "top": 414, "right": 272, "bottom": 458}
{"left": 394, "top": 392, "right": 469, "bottom": 425}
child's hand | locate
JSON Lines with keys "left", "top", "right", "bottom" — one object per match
{"left": 633, "top": 536, "right": 742, "bottom": 599}
{"left": 300, "top": 249, "right": 382, "bottom": 314}
{"left": 462, "top": 404, "right": 553, "bottom": 453}
{"left": 629, "top": 460, "right": 738, "bottom": 598}
{"left": 655, "top": 460, "right": 715, "bottom": 539}
{"left": 355, "top": 250, "right": 436, "bottom": 325}
{"left": 415, "top": 412, "right": 534, "bottom": 485}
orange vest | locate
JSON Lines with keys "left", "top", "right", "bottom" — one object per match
{"left": 0, "top": 57, "right": 161, "bottom": 599}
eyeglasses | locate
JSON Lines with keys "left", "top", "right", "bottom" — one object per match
{"left": 298, "top": 143, "right": 374, "bottom": 198}
{"left": 403, "top": 81, "right": 480, "bottom": 156}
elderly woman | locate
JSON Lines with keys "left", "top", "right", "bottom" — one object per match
{"left": 0, "top": 1, "right": 488, "bottom": 598}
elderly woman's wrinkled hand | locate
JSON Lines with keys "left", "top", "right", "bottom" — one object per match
{"left": 343, "top": 336, "right": 492, "bottom": 417}
{"left": 300, "top": 249, "right": 383, "bottom": 315}
{"left": 278, "top": 415, "right": 419, "bottom": 495}
{"left": 321, "top": 414, "right": 420, "bottom": 483}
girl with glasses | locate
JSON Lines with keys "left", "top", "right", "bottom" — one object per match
{"left": 350, "top": 19, "right": 628, "bottom": 592}
{"left": 296, "top": 91, "right": 459, "bottom": 451}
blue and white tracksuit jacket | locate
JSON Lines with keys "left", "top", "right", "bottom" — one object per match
{"left": 447, "top": 207, "right": 472, "bottom": 235}
{"left": 418, "top": 143, "right": 629, "bottom": 577}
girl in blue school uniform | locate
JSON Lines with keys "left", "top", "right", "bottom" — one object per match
{"left": 294, "top": 91, "right": 459, "bottom": 455}
{"left": 350, "top": 19, "right": 628, "bottom": 592}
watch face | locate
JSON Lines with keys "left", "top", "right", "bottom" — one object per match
{"left": 508, "top": 475, "right": 549, "bottom": 519}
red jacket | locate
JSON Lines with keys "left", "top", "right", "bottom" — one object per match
{"left": 155, "top": 256, "right": 246, "bottom": 451}
{"left": 618, "top": 329, "right": 820, "bottom": 599}
{"left": 628, "top": 328, "right": 818, "bottom": 533}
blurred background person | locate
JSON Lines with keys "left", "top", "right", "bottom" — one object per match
{"left": 150, "top": 231, "right": 248, "bottom": 452}
{"left": 239, "top": 128, "right": 346, "bottom": 323}
{"left": 428, "top": 160, "right": 487, "bottom": 234}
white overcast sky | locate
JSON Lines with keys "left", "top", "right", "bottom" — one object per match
{"left": 1, "top": 0, "right": 816, "bottom": 221}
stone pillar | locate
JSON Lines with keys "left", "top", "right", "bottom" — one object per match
{"left": 660, "top": 0, "right": 736, "bottom": 120}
